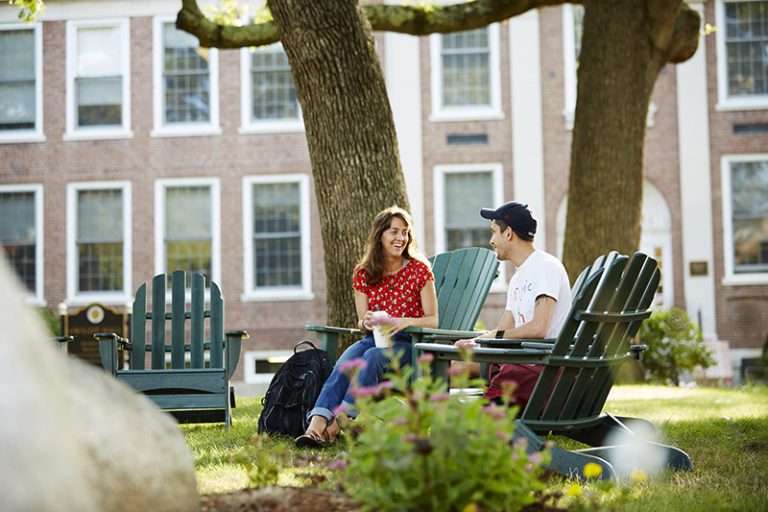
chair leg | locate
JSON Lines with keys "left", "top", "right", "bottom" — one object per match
{"left": 513, "top": 421, "right": 616, "bottom": 480}
{"left": 577, "top": 440, "right": 693, "bottom": 474}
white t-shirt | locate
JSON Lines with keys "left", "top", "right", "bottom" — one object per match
{"left": 505, "top": 249, "right": 571, "bottom": 338}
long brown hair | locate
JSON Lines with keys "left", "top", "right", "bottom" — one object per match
{"left": 356, "top": 206, "right": 424, "bottom": 285}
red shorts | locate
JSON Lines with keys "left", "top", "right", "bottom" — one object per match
{"left": 483, "top": 363, "right": 543, "bottom": 410}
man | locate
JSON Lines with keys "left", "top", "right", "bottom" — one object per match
{"left": 456, "top": 201, "right": 571, "bottom": 409}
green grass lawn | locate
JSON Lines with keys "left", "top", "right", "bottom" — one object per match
{"left": 183, "top": 385, "right": 768, "bottom": 510}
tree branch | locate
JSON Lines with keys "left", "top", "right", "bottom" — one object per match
{"left": 665, "top": 4, "right": 700, "bottom": 63}
{"left": 364, "top": 0, "right": 569, "bottom": 35}
{"left": 177, "top": 0, "right": 571, "bottom": 48}
{"left": 176, "top": 0, "right": 279, "bottom": 48}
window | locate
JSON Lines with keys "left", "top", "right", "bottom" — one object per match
{"left": 240, "top": 44, "right": 302, "bottom": 132}
{"left": 153, "top": 17, "right": 220, "bottom": 137}
{"left": 66, "top": 182, "right": 132, "bottom": 303}
{"left": 155, "top": 179, "right": 220, "bottom": 287}
{"left": 716, "top": 0, "right": 768, "bottom": 109}
{"left": 430, "top": 25, "right": 502, "bottom": 121}
{"left": 242, "top": 175, "right": 312, "bottom": 300}
{"left": 0, "top": 185, "right": 43, "bottom": 303}
{"left": 433, "top": 164, "right": 505, "bottom": 290}
{"left": 721, "top": 155, "right": 768, "bottom": 283}
{"left": 0, "top": 24, "right": 43, "bottom": 143}
{"left": 66, "top": 19, "right": 131, "bottom": 139}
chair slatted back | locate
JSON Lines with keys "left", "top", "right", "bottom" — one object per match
{"left": 129, "top": 270, "right": 225, "bottom": 371}
{"left": 429, "top": 247, "right": 499, "bottom": 331}
{"left": 522, "top": 252, "right": 658, "bottom": 425}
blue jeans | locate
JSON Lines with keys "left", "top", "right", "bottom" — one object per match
{"left": 308, "top": 332, "right": 412, "bottom": 422}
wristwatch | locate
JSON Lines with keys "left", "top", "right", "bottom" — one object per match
{"left": 495, "top": 329, "right": 505, "bottom": 339}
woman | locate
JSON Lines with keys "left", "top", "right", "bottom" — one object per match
{"left": 295, "top": 206, "right": 438, "bottom": 447}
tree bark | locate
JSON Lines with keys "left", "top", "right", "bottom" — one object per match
{"left": 561, "top": 0, "right": 699, "bottom": 281}
{"left": 267, "top": 0, "right": 409, "bottom": 328}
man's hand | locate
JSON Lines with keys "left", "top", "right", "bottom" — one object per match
{"left": 454, "top": 339, "right": 478, "bottom": 349}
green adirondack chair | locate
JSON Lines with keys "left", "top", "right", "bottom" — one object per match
{"left": 306, "top": 247, "right": 499, "bottom": 362}
{"left": 95, "top": 270, "right": 247, "bottom": 429}
{"left": 414, "top": 252, "right": 693, "bottom": 479}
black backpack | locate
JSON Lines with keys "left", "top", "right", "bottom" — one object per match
{"left": 257, "top": 340, "right": 333, "bottom": 438}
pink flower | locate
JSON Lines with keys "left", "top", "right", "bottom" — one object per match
{"left": 528, "top": 452, "right": 542, "bottom": 464}
{"left": 392, "top": 418, "right": 407, "bottom": 426}
{"left": 404, "top": 433, "right": 418, "bottom": 442}
{"left": 482, "top": 403, "right": 506, "bottom": 420}
{"left": 447, "top": 365, "right": 466, "bottom": 377}
{"left": 376, "top": 381, "right": 394, "bottom": 393}
{"left": 350, "top": 385, "right": 379, "bottom": 398}
{"left": 338, "top": 358, "right": 367, "bottom": 375}
{"left": 513, "top": 437, "right": 528, "bottom": 450}
{"left": 333, "top": 404, "right": 350, "bottom": 416}
{"left": 417, "top": 353, "right": 434, "bottom": 364}
{"left": 328, "top": 459, "right": 348, "bottom": 471}
{"left": 496, "top": 430, "right": 509, "bottom": 441}
{"left": 430, "top": 392, "right": 450, "bottom": 402}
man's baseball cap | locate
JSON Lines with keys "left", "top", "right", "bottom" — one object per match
{"left": 480, "top": 201, "right": 537, "bottom": 239}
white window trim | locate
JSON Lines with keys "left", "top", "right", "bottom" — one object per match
{"left": 241, "top": 174, "right": 313, "bottom": 301}
{"left": 64, "top": 18, "right": 133, "bottom": 141}
{"left": 239, "top": 46, "right": 304, "bottom": 134}
{"left": 429, "top": 23, "right": 504, "bottom": 122}
{"left": 66, "top": 181, "right": 132, "bottom": 305}
{"left": 151, "top": 15, "right": 221, "bottom": 138}
{"left": 715, "top": 0, "right": 768, "bottom": 111}
{"left": 433, "top": 163, "right": 507, "bottom": 292}
{"left": 154, "top": 177, "right": 221, "bottom": 290}
{"left": 0, "top": 184, "right": 44, "bottom": 305}
{"left": 0, "top": 23, "right": 45, "bottom": 144}
{"left": 720, "top": 154, "right": 768, "bottom": 285}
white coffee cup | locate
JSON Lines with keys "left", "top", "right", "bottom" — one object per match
{"left": 371, "top": 311, "right": 389, "bottom": 348}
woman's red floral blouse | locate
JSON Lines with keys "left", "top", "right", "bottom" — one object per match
{"left": 352, "top": 259, "right": 435, "bottom": 318}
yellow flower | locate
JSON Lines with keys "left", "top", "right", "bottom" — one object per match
{"left": 566, "top": 483, "right": 582, "bottom": 497}
{"left": 583, "top": 462, "right": 603, "bottom": 479}
{"left": 630, "top": 468, "right": 648, "bottom": 482}
{"left": 462, "top": 503, "right": 478, "bottom": 512}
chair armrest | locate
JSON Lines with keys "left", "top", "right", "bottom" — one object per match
{"left": 225, "top": 330, "right": 248, "bottom": 380}
{"left": 418, "top": 329, "right": 486, "bottom": 342}
{"left": 413, "top": 342, "right": 551, "bottom": 365}
{"left": 306, "top": 325, "right": 363, "bottom": 362}
{"left": 94, "top": 332, "right": 131, "bottom": 375}
{"left": 305, "top": 325, "right": 361, "bottom": 336}
{"left": 475, "top": 338, "right": 557, "bottom": 349}
{"left": 630, "top": 344, "right": 647, "bottom": 359}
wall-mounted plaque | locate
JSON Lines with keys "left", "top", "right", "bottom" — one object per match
{"left": 689, "top": 261, "right": 708, "bottom": 277}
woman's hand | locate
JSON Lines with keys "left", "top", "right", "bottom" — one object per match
{"left": 389, "top": 317, "right": 412, "bottom": 335}
{"left": 360, "top": 310, "right": 376, "bottom": 331}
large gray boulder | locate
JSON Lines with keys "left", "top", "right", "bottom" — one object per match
{"left": 0, "top": 258, "right": 199, "bottom": 512}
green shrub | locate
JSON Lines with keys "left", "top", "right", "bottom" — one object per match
{"left": 638, "top": 307, "right": 714, "bottom": 386}
{"left": 38, "top": 307, "right": 61, "bottom": 336}
{"left": 335, "top": 351, "right": 548, "bottom": 512}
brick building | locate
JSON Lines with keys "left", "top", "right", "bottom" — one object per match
{"left": 1, "top": 0, "right": 766, "bottom": 383}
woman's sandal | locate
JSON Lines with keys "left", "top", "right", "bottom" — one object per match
{"left": 294, "top": 433, "right": 331, "bottom": 448}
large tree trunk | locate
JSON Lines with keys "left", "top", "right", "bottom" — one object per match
{"left": 267, "top": 0, "right": 409, "bottom": 327}
{"left": 562, "top": 0, "right": 698, "bottom": 281}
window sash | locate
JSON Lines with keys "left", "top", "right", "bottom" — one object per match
{"left": 730, "top": 159, "right": 768, "bottom": 273}
{"left": 252, "top": 182, "right": 302, "bottom": 288}
{"left": 251, "top": 44, "right": 299, "bottom": 121}
{"left": 441, "top": 29, "right": 492, "bottom": 108}
{"left": 162, "top": 23, "right": 211, "bottom": 124}
{"left": 724, "top": 1, "right": 768, "bottom": 97}
{"left": 443, "top": 172, "right": 493, "bottom": 251}
{"left": 0, "top": 191, "right": 36, "bottom": 292}
{"left": 0, "top": 29, "right": 35, "bottom": 128}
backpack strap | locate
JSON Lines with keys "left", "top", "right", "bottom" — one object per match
{"left": 294, "top": 340, "right": 319, "bottom": 353}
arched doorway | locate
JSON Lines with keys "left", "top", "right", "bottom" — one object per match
{"left": 556, "top": 180, "right": 673, "bottom": 307}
